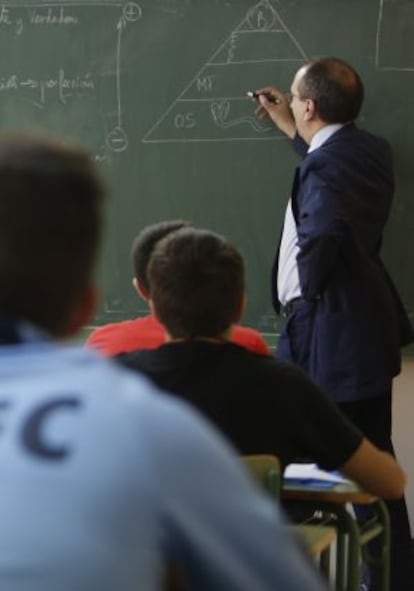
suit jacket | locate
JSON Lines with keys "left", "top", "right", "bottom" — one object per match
{"left": 272, "top": 124, "right": 413, "bottom": 403}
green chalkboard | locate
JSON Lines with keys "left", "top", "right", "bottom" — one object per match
{"left": 1, "top": 0, "right": 414, "bottom": 335}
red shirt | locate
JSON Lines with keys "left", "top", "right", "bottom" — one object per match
{"left": 86, "top": 314, "right": 270, "bottom": 356}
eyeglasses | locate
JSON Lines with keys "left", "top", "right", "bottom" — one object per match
{"left": 285, "top": 91, "right": 303, "bottom": 103}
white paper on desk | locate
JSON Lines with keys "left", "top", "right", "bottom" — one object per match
{"left": 284, "top": 463, "right": 353, "bottom": 485}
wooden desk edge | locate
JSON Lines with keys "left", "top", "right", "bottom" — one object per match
{"left": 283, "top": 486, "right": 377, "bottom": 505}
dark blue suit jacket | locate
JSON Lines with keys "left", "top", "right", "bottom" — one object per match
{"left": 272, "top": 124, "right": 413, "bottom": 403}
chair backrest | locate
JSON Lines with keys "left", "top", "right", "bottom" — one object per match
{"left": 242, "top": 455, "right": 281, "bottom": 499}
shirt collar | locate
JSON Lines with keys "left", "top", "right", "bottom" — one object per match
{"left": 0, "top": 311, "right": 50, "bottom": 345}
{"left": 308, "top": 123, "right": 346, "bottom": 153}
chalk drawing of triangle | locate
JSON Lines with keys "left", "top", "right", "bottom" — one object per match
{"left": 142, "top": 0, "right": 307, "bottom": 143}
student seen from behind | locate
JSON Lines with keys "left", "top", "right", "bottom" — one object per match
{"left": 120, "top": 227, "right": 406, "bottom": 499}
{"left": 86, "top": 220, "right": 270, "bottom": 355}
{"left": 0, "top": 133, "right": 329, "bottom": 591}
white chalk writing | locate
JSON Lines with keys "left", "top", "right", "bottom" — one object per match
{"left": 28, "top": 8, "right": 78, "bottom": 26}
{"left": 0, "top": 6, "right": 78, "bottom": 35}
{"left": 0, "top": 70, "right": 96, "bottom": 106}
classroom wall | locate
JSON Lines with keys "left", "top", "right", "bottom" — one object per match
{"left": 393, "top": 358, "right": 414, "bottom": 534}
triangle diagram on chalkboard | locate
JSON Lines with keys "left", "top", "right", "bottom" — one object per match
{"left": 142, "top": 0, "right": 307, "bottom": 143}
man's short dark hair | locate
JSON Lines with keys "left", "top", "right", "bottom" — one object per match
{"left": 148, "top": 227, "right": 245, "bottom": 339}
{"left": 0, "top": 133, "right": 104, "bottom": 336}
{"left": 298, "top": 57, "right": 364, "bottom": 123}
{"left": 131, "top": 220, "right": 191, "bottom": 292}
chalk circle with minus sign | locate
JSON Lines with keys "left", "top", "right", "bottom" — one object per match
{"left": 123, "top": 2, "right": 142, "bottom": 22}
{"left": 106, "top": 127, "right": 128, "bottom": 152}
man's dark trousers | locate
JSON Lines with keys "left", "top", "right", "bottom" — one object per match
{"left": 339, "top": 392, "right": 413, "bottom": 591}
{"left": 279, "top": 317, "right": 413, "bottom": 591}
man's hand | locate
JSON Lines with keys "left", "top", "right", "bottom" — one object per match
{"left": 254, "top": 86, "right": 297, "bottom": 139}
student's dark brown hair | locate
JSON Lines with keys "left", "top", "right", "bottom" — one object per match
{"left": 131, "top": 220, "right": 192, "bottom": 292}
{"left": 148, "top": 227, "right": 245, "bottom": 339}
{"left": 0, "top": 133, "right": 105, "bottom": 336}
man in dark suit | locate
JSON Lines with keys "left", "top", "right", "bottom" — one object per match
{"left": 255, "top": 57, "right": 413, "bottom": 590}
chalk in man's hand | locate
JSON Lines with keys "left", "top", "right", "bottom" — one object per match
{"left": 247, "top": 91, "right": 281, "bottom": 104}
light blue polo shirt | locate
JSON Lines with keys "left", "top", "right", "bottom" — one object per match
{"left": 0, "top": 338, "right": 326, "bottom": 591}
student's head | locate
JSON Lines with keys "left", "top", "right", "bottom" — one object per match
{"left": 131, "top": 220, "right": 192, "bottom": 299}
{"left": 0, "top": 133, "right": 105, "bottom": 337}
{"left": 290, "top": 57, "right": 364, "bottom": 140}
{"left": 148, "top": 227, "right": 245, "bottom": 339}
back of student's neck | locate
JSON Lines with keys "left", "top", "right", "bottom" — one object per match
{"left": 165, "top": 329, "right": 231, "bottom": 343}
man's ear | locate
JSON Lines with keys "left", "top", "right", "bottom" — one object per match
{"left": 64, "top": 284, "right": 99, "bottom": 338}
{"left": 304, "top": 98, "right": 316, "bottom": 121}
{"left": 132, "top": 277, "right": 150, "bottom": 301}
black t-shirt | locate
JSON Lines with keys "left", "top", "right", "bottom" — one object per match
{"left": 119, "top": 341, "right": 362, "bottom": 470}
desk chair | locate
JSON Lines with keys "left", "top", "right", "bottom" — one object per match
{"left": 283, "top": 485, "right": 390, "bottom": 591}
{"left": 241, "top": 454, "right": 281, "bottom": 499}
{"left": 242, "top": 455, "right": 336, "bottom": 566}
